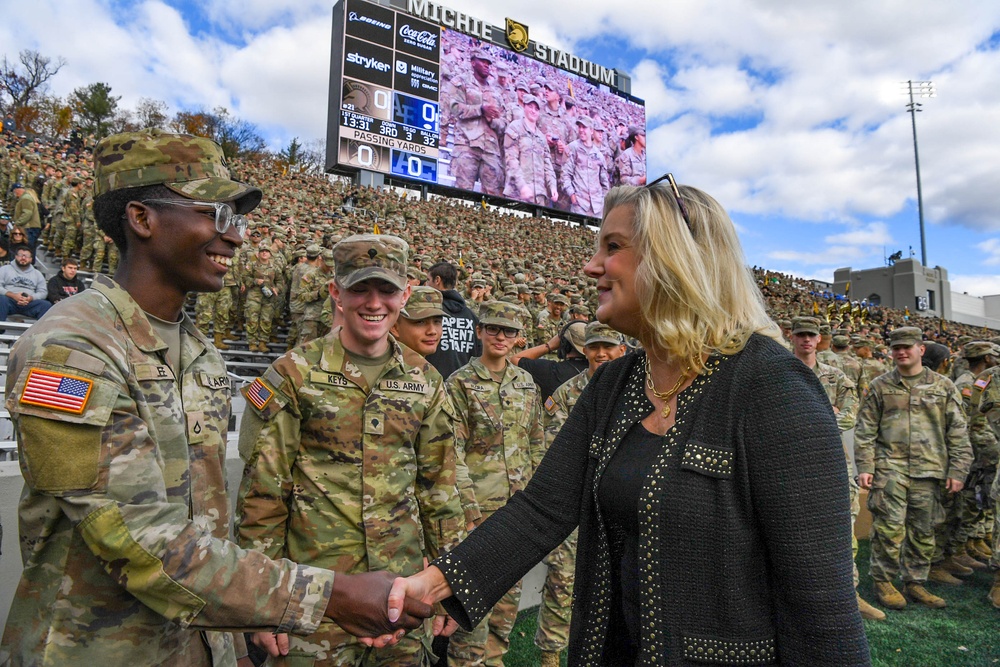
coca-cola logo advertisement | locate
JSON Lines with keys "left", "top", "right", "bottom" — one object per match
{"left": 396, "top": 16, "right": 440, "bottom": 60}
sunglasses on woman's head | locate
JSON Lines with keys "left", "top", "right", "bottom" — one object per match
{"left": 646, "top": 173, "right": 691, "bottom": 231}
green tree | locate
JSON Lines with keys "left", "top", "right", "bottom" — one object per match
{"left": 71, "top": 82, "right": 120, "bottom": 138}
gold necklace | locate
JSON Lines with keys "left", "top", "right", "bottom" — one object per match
{"left": 645, "top": 356, "right": 691, "bottom": 419}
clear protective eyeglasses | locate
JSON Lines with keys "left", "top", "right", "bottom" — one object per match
{"left": 142, "top": 199, "right": 248, "bottom": 237}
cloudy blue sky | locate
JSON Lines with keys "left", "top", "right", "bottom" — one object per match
{"left": 4, "top": 0, "right": 1000, "bottom": 294}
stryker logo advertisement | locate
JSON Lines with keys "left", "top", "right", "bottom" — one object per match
{"left": 395, "top": 16, "right": 440, "bottom": 60}
{"left": 346, "top": 53, "right": 391, "bottom": 72}
{"left": 344, "top": 0, "right": 395, "bottom": 46}
{"left": 343, "top": 37, "right": 395, "bottom": 87}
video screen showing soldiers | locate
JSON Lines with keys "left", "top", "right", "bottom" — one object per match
{"left": 439, "top": 31, "right": 646, "bottom": 216}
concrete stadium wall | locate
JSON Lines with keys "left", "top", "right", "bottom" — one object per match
{"left": 0, "top": 444, "right": 545, "bottom": 636}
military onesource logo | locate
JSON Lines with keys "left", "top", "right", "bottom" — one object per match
{"left": 505, "top": 18, "right": 529, "bottom": 52}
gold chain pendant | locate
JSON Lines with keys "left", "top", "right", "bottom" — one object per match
{"left": 645, "top": 356, "right": 690, "bottom": 420}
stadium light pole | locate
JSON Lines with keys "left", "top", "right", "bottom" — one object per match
{"left": 902, "top": 80, "right": 934, "bottom": 267}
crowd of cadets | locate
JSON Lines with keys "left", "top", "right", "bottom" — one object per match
{"left": 2, "top": 129, "right": 998, "bottom": 661}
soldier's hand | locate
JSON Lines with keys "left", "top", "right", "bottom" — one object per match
{"left": 857, "top": 473, "right": 873, "bottom": 489}
{"left": 945, "top": 477, "right": 964, "bottom": 493}
{"left": 252, "top": 631, "right": 289, "bottom": 657}
{"left": 519, "top": 185, "right": 532, "bottom": 200}
{"left": 434, "top": 614, "right": 459, "bottom": 637}
{"left": 326, "top": 571, "right": 431, "bottom": 639}
{"left": 549, "top": 187, "right": 558, "bottom": 200}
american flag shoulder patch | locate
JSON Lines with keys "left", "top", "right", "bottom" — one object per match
{"left": 975, "top": 376, "right": 991, "bottom": 390}
{"left": 244, "top": 377, "right": 275, "bottom": 411}
{"left": 20, "top": 368, "right": 94, "bottom": 414}
{"left": 544, "top": 395, "right": 557, "bottom": 413}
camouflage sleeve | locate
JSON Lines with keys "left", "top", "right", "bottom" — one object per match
{"left": 834, "top": 376, "right": 857, "bottom": 432}
{"left": 415, "top": 380, "right": 468, "bottom": 558}
{"left": 235, "top": 375, "right": 301, "bottom": 561}
{"left": 543, "top": 388, "right": 571, "bottom": 454}
{"left": 944, "top": 383, "right": 973, "bottom": 481}
{"left": 446, "top": 377, "right": 481, "bottom": 525}
{"left": 527, "top": 386, "right": 545, "bottom": 472}
{"left": 559, "top": 143, "right": 579, "bottom": 197}
{"left": 965, "top": 374, "right": 999, "bottom": 467}
{"left": 503, "top": 124, "right": 527, "bottom": 193}
{"left": 853, "top": 382, "right": 883, "bottom": 475}
{"left": 7, "top": 344, "right": 333, "bottom": 636}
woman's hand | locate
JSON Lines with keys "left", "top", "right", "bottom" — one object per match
{"left": 386, "top": 566, "right": 453, "bottom": 624}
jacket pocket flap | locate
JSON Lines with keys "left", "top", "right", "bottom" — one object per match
{"left": 680, "top": 441, "right": 733, "bottom": 479}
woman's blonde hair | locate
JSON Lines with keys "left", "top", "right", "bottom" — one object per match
{"left": 602, "top": 181, "right": 780, "bottom": 373}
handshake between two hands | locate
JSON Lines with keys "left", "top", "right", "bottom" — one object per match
{"left": 253, "top": 566, "right": 454, "bottom": 658}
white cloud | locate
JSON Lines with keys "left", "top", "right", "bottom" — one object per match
{"left": 950, "top": 274, "right": 1000, "bottom": 298}
{"left": 824, "top": 222, "right": 893, "bottom": 247}
{"left": 976, "top": 238, "right": 1000, "bottom": 266}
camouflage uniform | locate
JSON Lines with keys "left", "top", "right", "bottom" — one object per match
{"left": 972, "top": 367, "right": 1000, "bottom": 559}
{"left": 449, "top": 53, "right": 506, "bottom": 196}
{"left": 1, "top": 275, "right": 334, "bottom": 664}
{"left": 236, "top": 329, "right": 466, "bottom": 666}
{"left": 855, "top": 366, "right": 973, "bottom": 584}
{"left": 296, "top": 263, "right": 331, "bottom": 347}
{"left": 244, "top": 250, "right": 278, "bottom": 350}
{"left": 48, "top": 181, "right": 71, "bottom": 253}
{"left": 813, "top": 361, "right": 860, "bottom": 584}
{"left": 446, "top": 353, "right": 543, "bottom": 667}
{"left": 614, "top": 145, "right": 646, "bottom": 186}
{"left": 60, "top": 186, "right": 83, "bottom": 259}
{"left": 935, "top": 368, "right": 999, "bottom": 561}
{"left": 561, "top": 128, "right": 609, "bottom": 217}
{"left": 534, "top": 305, "right": 566, "bottom": 349}
{"left": 286, "top": 257, "right": 312, "bottom": 347}
{"left": 502, "top": 95, "right": 557, "bottom": 206}
{"left": 535, "top": 368, "right": 588, "bottom": 653}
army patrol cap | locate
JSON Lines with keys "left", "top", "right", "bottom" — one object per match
{"left": 401, "top": 286, "right": 446, "bottom": 320}
{"left": 563, "top": 321, "right": 587, "bottom": 355}
{"left": 585, "top": 322, "right": 623, "bottom": 346}
{"left": 322, "top": 248, "right": 335, "bottom": 262}
{"left": 791, "top": 317, "right": 821, "bottom": 335}
{"left": 549, "top": 293, "right": 571, "bottom": 306}
{"left": 522, "top": 94, "right": 541, "bottom": 108}
{"left": 832, "top": 334, "right": 850, "bottom": 347}
{"left": 471, "top": 48, "right": 492, "bottom": 62}
{"left": 305, "top": 244, "right": 322, "bottom": 258}
{"left": 575, "top": 116, "right": 594, "bottom": 129}
{"left": 778, "top": 319, "right": 792, "bottom": 328}
{"left": 92, "top": 128, "right": 262, "bottom": 214}
{"left": 479, "top": 301, "right": 523, "bottom": 330}
{"left": 257, "top": 242, "right": 272, "bottom": 253}
{"left": 569, "top": 304, "right": 590, "bottom": 317}
{"left": 962, "top": 340, "right": 995, "bottom": 359}
{"left": 333, "top": 233, "right": 408, "bottom": 290}
{"left": 889, "top": 326, "right": 923, "bottom": 348}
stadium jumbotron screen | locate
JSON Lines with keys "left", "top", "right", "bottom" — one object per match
{"left": 326, "top": 0, "right": 646, "bottom": 217}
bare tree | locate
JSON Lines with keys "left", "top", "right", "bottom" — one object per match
{"left": 0, "top": 50, "right": 67, "bottom": 115}
{"left": 135, "top": 98, "right": 169, "bottom": 129}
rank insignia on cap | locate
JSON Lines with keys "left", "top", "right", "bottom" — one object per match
{"left": 245, "top": 377, "right": 275, "bottom": 410}
{"left": 20, "top": 369, "right": 93, "bottom": 414}
{"left": 975, "top": 377, "right": 991, "bottom": 390}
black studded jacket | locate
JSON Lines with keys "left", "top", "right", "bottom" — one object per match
{"left": 437, "top": 334, "right": 871, "bottom": 666}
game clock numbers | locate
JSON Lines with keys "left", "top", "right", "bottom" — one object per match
{"left": 339, "top": 73, "right": 440, "bottom": 184}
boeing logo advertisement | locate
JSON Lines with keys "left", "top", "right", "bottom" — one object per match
{"left": 326, "top": 0, "right": 645, "bottom": 216}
